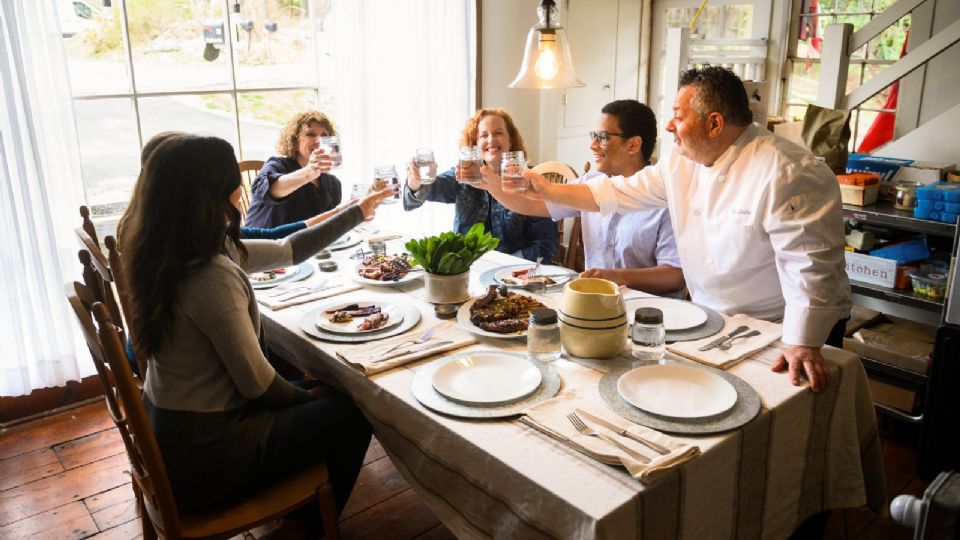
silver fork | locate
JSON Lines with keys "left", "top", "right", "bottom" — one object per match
{"left": 566, "top": 413, "right": 650, "bottom": 463}
{"left": 272, "top": 282, "right": 335, "bottom": 302}
{"left": 531, "top": 256, "right": 543, "bottom": 278}
{"left": 717, "top": 330, "right": 762, "bottom": 351}
{"left": 368, "top": 322, "right": 446, "bottom": 360}
{"left": 268, "top": 279, "right": 327, "bottom": 297}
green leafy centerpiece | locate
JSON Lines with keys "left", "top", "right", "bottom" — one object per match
{"left": 405, "top": 223, "right": 499, "bottom": 303}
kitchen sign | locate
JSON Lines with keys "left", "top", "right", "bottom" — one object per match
{"left": 844, "top": 251, "right": 897, "bottom": 288}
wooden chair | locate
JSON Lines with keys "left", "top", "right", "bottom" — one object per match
{"left": 237, "top": 160, "right": 264, "bottom": 224}
{"left": 65, "top": 287, "right": 341, "bottom": 540}
{"left": 531, "top": 161, "right": 583, "bottom": 271}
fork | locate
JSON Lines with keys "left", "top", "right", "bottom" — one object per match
{"left": 717, "top": 329, "right": 762, "bottom": 351}
{"left": 368, "top": 322, "right": 446, "bottom": 360}
{"left": 531, "top": 256, "right": 543, "bottom": 278}
{"left": 566, "top": 413, "right": 650, "bottom": 463}
{"left": 272, "top": 282, "right": 335, "bottom": 302}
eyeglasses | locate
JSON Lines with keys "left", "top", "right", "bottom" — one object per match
{"left": 588, "top": 131, "right": 626, "bottom": 146}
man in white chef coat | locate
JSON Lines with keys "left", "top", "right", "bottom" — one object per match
{"left": 518, "top": 66, "right": 850, "bottom": 393}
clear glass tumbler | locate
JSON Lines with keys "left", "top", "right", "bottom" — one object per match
{"left": 501, "top": 150, "right": 529, "bottom": 193}
{"left": 373, "top": 165, "right": 399, "bottom": 204}
{"left": 319, "top": 135, "right": 342, "bottom": 169}
{"left": 415, "top": 147, "right": 438, "bottom": 185}
{"left": 458, "top": 146, "right": 483, "bottom": 185}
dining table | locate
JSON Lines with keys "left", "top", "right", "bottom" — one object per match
{"left": 255, "top": 226, "right": 886, "bottom": 540}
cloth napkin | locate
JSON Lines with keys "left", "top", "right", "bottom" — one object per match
{"left": 667, "top": 313, "right": 782, "bottom": 369}
{"left": 256, "top": 281, "right": 362, "bottom": 310}
{"left": 335, "top": 322, "right": 478, "bottom": 376}
{"left": 520, "top": 396, "right": 700, "bottom": 484}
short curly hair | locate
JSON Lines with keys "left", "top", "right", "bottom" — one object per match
{"left": 276, "top": 111, "right": 337, "bottom": 158}
{"left": 459, "top": 108, "right": 528, "bottom": 158}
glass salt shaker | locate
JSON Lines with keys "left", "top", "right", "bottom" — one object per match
{"left": 631, "top": 307, "right": 665, "bottom": 362}
{"left": 528, "top": 308, "right": 561, "bottom": 362}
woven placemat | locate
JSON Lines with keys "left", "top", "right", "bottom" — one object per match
{"left": 411, "top": 351, "right": 562, "bottom": 419}
{"left": 299, "top": 300, "right": 422, "bottom": 343}
{"left": 623, "top": 297, "right": 725, "bottom": 343}
{"left": 599, "top": 360, "right": 760, "bottom": 435}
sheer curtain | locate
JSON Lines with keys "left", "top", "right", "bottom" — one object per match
{"left": 0, "top": 0, "right": 92, "bottom": 396}
{"left": 329, "top": 0, "right": 474, "bottom": 238}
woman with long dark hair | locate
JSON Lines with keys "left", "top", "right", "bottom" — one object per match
{"left": 119, "top": 134, "right": 390, "bottom": 535}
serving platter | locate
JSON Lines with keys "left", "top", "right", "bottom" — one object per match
{"left": 456, "top": 293, "right": 556, "bottom": 339}
{"left": 314, "top": 301, "right": 404, "bottom": 334}
{"left": 616, "top": 364, "right": 738, "bottom": 419}
{"left": 249, "top": 262, "right": 314, "bottom": 290}
{"left": 431, "top": 352, "right": 543, "bottom": 406}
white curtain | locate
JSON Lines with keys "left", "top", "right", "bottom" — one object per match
{"left": 0, "top": 0, "right": 92, "bottom": 396}
{"left": 329, "top": 0, "right": 474, "bottom": 238}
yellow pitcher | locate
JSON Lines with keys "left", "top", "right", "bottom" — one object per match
{"left": 558, "top": 278, "right": 627, "bottom": 358}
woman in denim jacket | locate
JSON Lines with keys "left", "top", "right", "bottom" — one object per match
{"left": 401, "top": 108, "right": 558, "bottom": 263}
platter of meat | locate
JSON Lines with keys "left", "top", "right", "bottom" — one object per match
{"left": 315, "top": 302, "right": 404, "bottom": 334}
{"left": 353, "top": 254, "right": 421, "bottom": 286}
{"left": 457, "top": 285, "right": 555, "bottom": 338}
{"left": 493, "top": 264, "right": 577, "bottom": 289}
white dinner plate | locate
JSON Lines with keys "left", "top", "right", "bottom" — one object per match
{"left": 624, "top": 297, "right": 708, "bottom": 331}
{"left": 431, "top": 352, "right": 543, "bottom": 405}
{"left": 329, "top": 233, "right": 361, "bottom": 251}
{"left": 493, "top": 264, "right": 577, "bottom": 288}
{"left": 315, "top": 302, "right": 404, "bottom": 334}
{"left": 616, "top": 364, "right": 738, "bottom": 419}
{"left": 351, "top": 260, "right": 422, "bottom": 286}
{"left": 248, "top": 265, "right": 300, "bottom": 287}
{"left": 457, "top": 293, "right": 556, "bottom": 338}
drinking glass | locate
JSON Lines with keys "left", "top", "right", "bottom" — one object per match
{"left": 501, "top": 151, "right": 528, "bottom": 193}
{"left": 415, "top": 147, "right": 438, "bottom": 185}
{"left": 373, "top": 165, "right": 400, "bottom": 204}
{"left": 458, "top": 146, "right": 483, "bottom": 185}
{"left": 319, "top": 135, "right": 342, "bottom": 169}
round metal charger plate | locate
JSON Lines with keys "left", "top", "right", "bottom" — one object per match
{"left": 299, "top": 301, "right": 421, "bottom": 343}
{"left": 623, "top": 296, "right": 725, "bottom": 342}
{"left": 251, "top": 262, "right": 314, "bottom": 290}
{"left": 599, "top": 360, "right": 760, "bottom": 435}
{"left": 411, "top": 351, "right": 561, "bottom": 419}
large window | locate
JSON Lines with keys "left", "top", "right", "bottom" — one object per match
{"left": 58, "top": 0, "right": 335, "bottom": 216}
{"left": 783, "top": 0, "right": 909, "bottom": 150}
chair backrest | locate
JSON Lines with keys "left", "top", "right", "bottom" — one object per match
{"left": 531, "top": 161, "right": 580, "bottom": 267}
{"left": 65, "top": 287, "right": 184, "bottom": 538}
{"left": 237, "top": 160, "right": 264, "bottom": 223}
{"left": 105, "top": 235, "right": 147, "bottom": 375}
{"left": 78, "top": 248, "right": 127, "bottom": 346}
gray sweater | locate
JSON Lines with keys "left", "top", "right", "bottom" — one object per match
{"left": 143, "top": 205, "right": 363, "bottom": 509}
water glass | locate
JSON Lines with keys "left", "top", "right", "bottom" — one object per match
{"left": 458, "top": 146, "right": 483, "bottom": 185}
{"left": 501, "top": 150, "right": 529, "bottom": 193}
{"left": 374, "top": 165, "right": 399, "bottom": 204}
{"left": 415, "top": 147, "right": 438, "bottom": 185}
{"left": 319, "top": 135, "right": 342, "bottom": 169}
{"left": 350, "top": 182, "right": 372, "bottom": 200}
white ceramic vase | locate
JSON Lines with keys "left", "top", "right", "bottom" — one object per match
{"left": 423, "top": 271, "right": 471, "bottom": 304}
{"left": 558, "top": 278, "right": 627, "bottom": 359}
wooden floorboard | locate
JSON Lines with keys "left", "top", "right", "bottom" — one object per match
{"left": 0, "top": 401, "right": 934, "bottom": 539}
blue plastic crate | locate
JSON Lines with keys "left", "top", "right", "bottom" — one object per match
{"left": 868, "top": 237, "right": 930, "bottom": 264}
{"left": 916, "top": 199, "right": 960, "bottom": 213}
{"left": 914, "top": 206, "right": 960, "bottom": 224}
{"left": 916, "top": 182, "right": 960, "bottom": 202}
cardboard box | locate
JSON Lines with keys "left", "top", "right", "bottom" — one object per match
{"left": 840, "top": 183, "right": 879, "bottom": 206}
{"left": 895, "top": 161, "right": 957, "bottom": 186}
{"left": 845, "top": 251, "right": 898, "bottom": 288}
{"left": 743, "top": 81, "right": 770, "bottom": 127}
{"left": 868, "top": 377, "right": 919, "bottom": 413}
{"left": 843, "top": 314, "right": 935, "bottom": 375}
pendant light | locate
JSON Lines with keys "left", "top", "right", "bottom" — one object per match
{"left": 509, "top": 0, "right": 584, "bottom": 89}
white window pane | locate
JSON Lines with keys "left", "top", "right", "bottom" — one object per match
{"left": 74, "top": 98, "right": 140, "bottom": 210}
{"left": 60, "top": 1, "right": 130, "bottom": 95}
{"left": 138, "top": 96, "right": 239, "bottom": 157}
{"left": 128, "top": 0, "right": 231, "bottom": 92}
{"left": 236, "top": 90, "right": 323, "bottom": 161}
{"left": 232, "top": 5, "right": 319, "bottom": 89}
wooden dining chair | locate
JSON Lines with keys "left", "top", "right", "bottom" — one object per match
{"left": 65, "top": 288, "right": 341, "bottom": 540}
{"left": 531, "top": 161, "right": 582, "bottom": 270}
{"left": 237, "top": 160, "right": 264, "bottom": 224}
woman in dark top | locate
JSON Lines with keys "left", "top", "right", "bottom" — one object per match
{"left": 118, "top": 134, "right": 392, "bottom": 536}
{"left": 402, "top": 108, "right": 558, "bottom": 263}
{"left": 245, "top": 110, "right": 343, "bottom": 229}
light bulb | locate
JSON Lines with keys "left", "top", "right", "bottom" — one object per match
{"left": 534, "top": 40, "right": 559, "bottom": 80}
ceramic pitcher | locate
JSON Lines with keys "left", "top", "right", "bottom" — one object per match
{"left": 557, "top": 278, "right": 627, "bottom": 358}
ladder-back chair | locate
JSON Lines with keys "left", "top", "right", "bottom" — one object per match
{"left": 65, "top": 290, "right": 341, "bottom": 540}
{"left": 531, "top": 161, "right": 583, "bottom": 271}
{"left": 237, "top": 160, "right": 264, "bottom": 224}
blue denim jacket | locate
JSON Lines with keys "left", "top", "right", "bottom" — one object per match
{"left": 403, "top": 167, "right": 557, "bottom": 263}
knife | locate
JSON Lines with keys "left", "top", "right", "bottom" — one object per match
{"left": 370, "top": 340, "right": 454, "bottom": 363}
{"left": 697, "top": 325, "right": 750, "bottom": 352}
{"left": 273, "top": 283, "right": 338, "bottom": 303}
{"left": 575, "top": 408, "right": 671, "bottom": 455}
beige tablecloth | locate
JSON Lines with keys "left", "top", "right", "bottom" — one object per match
{"left": 259, "top": 244, "right": 885, "bottom": 540}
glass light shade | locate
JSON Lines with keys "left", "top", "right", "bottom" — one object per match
{"left": 509, "top": 5, "right": 584, "bottom": 89}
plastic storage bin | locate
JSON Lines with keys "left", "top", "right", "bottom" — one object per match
{"left": 916, "top": 182, "right": 960, "bottom": 202}
{"left": 916, "top": 199, "right": 960, "bottom": 213}
{"left": 914, "top": 206, "right": 960, "bottom": 224}
{"left": 908, "top": 267, "right": 948, "bottom": 299}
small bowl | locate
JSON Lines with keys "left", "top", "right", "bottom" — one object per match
{"left": 434, "top": 304, "right": 459, "bottom": 319}
{"left": 314, "top": 250, "right": 331, "bottom": 260}
{"left": 318, "top": 261, "right": 338, "bottom": 272}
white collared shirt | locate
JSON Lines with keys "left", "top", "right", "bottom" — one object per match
{"left": 586, "top": 124, "right": 851, "bottom": 347}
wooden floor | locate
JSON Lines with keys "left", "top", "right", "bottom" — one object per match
{"left": 0, "top": 401, "right": 926, "bottom": 539}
